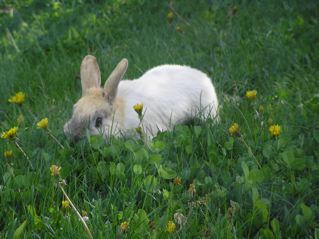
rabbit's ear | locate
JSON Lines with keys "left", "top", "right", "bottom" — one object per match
{"left": 80, "top": 55, "right": 101, "bottom": 95}
{"left": 104, "top": 58, "right": 128, "bottom": 102}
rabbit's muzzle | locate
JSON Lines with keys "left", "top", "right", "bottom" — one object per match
{"left": 63, "top": 119, "right": 83, "bottom": 142}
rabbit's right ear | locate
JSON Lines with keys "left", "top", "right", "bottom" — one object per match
{"left": 80, "top": 55, "right": 101, "bottom": 95}
{"left": 104, "top": 58, "right": 128, "bottom": 103}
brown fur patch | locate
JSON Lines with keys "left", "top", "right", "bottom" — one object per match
{"left": 114, "top": 96, "right": 125, "bottom": 126}
{"left": 74, "top": 88, "right": 108, "bottom": 119}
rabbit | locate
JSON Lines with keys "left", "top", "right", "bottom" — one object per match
{"left": 64, "top": 55, "right": 218, "bottom": 141}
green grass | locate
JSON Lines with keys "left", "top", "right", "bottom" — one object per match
{"left": 1, "top": 0, "right": 319, "bottom": 238}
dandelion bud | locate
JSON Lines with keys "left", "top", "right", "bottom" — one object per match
{"left": 173, "top": 177, "right": 182, "bottom": 185}
{"left": 228, "top": 123, "right": 240, "bottom": 136}
{"left": 4, "top": 150, "right": 13, "bottom": 158}
{"left": 269, "top": 124, "right": 281, "bottom": 137}
{"left": 133, "top": 103, "right": 143, "bottom": 115}
{"left": 120, "top": 221, "right": 129, "bottom": 232}
{"left": 166, "top": 220, "right": 176, "bottom": 233}
{"left": 50, "top": 164, "right": 61, "bottom": 176}
{"left": 62, "top": 200, "right": 70, "bottom": 210}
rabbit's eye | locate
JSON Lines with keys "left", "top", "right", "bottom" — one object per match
{"left": 95, "top": 117, "right": 103, "bottom": 128}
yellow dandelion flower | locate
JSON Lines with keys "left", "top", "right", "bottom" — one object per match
{"left": 1, "top": 127, "right": 18, "bottom": 140}
{"left": 62, "top": 200, "right": 70, "bottom": 210}
{"left": 269, "top": 124, "right": 281, "bottom": 137}
{"left": 50, "top": 164, "right": 61, "bottom": 176}
{"left": 4, "top": 150, "right": 13, "bottom": 158}
{"left": 37, "top": 118, "right": 49, "bottom": 130}
{"left": 8, "top": 92, "right": 26, "bottom": 105}
{"left": 120, "top": 221, "right": 129, "bottom": 232}
{"left": 167, "top": 10, "right": 174, "bottom": 23}
{"left": 167, "top": 220, "right": 176, "bottom": 233}
{"left": 228, "top": 123, "right": 240, "bottom": 136}
{"left": 133, "top": 103, "right": 143, "bottom": 115}
{"left": 245, "top": 90, "right": 257, "bottom": 100}
{"left": 173, "top": 177, "right": 182, "bottom": 185}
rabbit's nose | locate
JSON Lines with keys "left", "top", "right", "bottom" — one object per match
{"left": 71, "top": 134, "right": 81, "bottom": 142}
{"left": 64, "top": 122, "right": 83, "bottom": 143}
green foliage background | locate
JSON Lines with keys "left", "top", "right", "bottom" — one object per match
{"left": 0, "top": 0, "right": 318, "bottom": 238}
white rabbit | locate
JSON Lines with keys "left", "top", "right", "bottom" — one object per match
{"left": 64, "top": 55, "right": 218, "bottom": 141}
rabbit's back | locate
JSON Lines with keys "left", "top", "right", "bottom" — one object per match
{"left": 120, "top": 65, "right": 216, "bottom": 102}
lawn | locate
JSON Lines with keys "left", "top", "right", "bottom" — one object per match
{"left": 0, "top": 0, "right": 319, "bottom": 238}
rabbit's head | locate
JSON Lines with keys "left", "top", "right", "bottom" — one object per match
{"left": 64, "top": 55, "right": 128, "bottom": 141}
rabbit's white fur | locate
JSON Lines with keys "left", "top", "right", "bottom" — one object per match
{"left": 64, "top": 55, "right": 218, "bottom": 141}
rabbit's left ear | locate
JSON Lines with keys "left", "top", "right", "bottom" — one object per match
{"left": 80, "top": 55, "right": 101, "bottom": 95}
{"left": 104, "top": 58, "right": 128, "bottom": 102}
